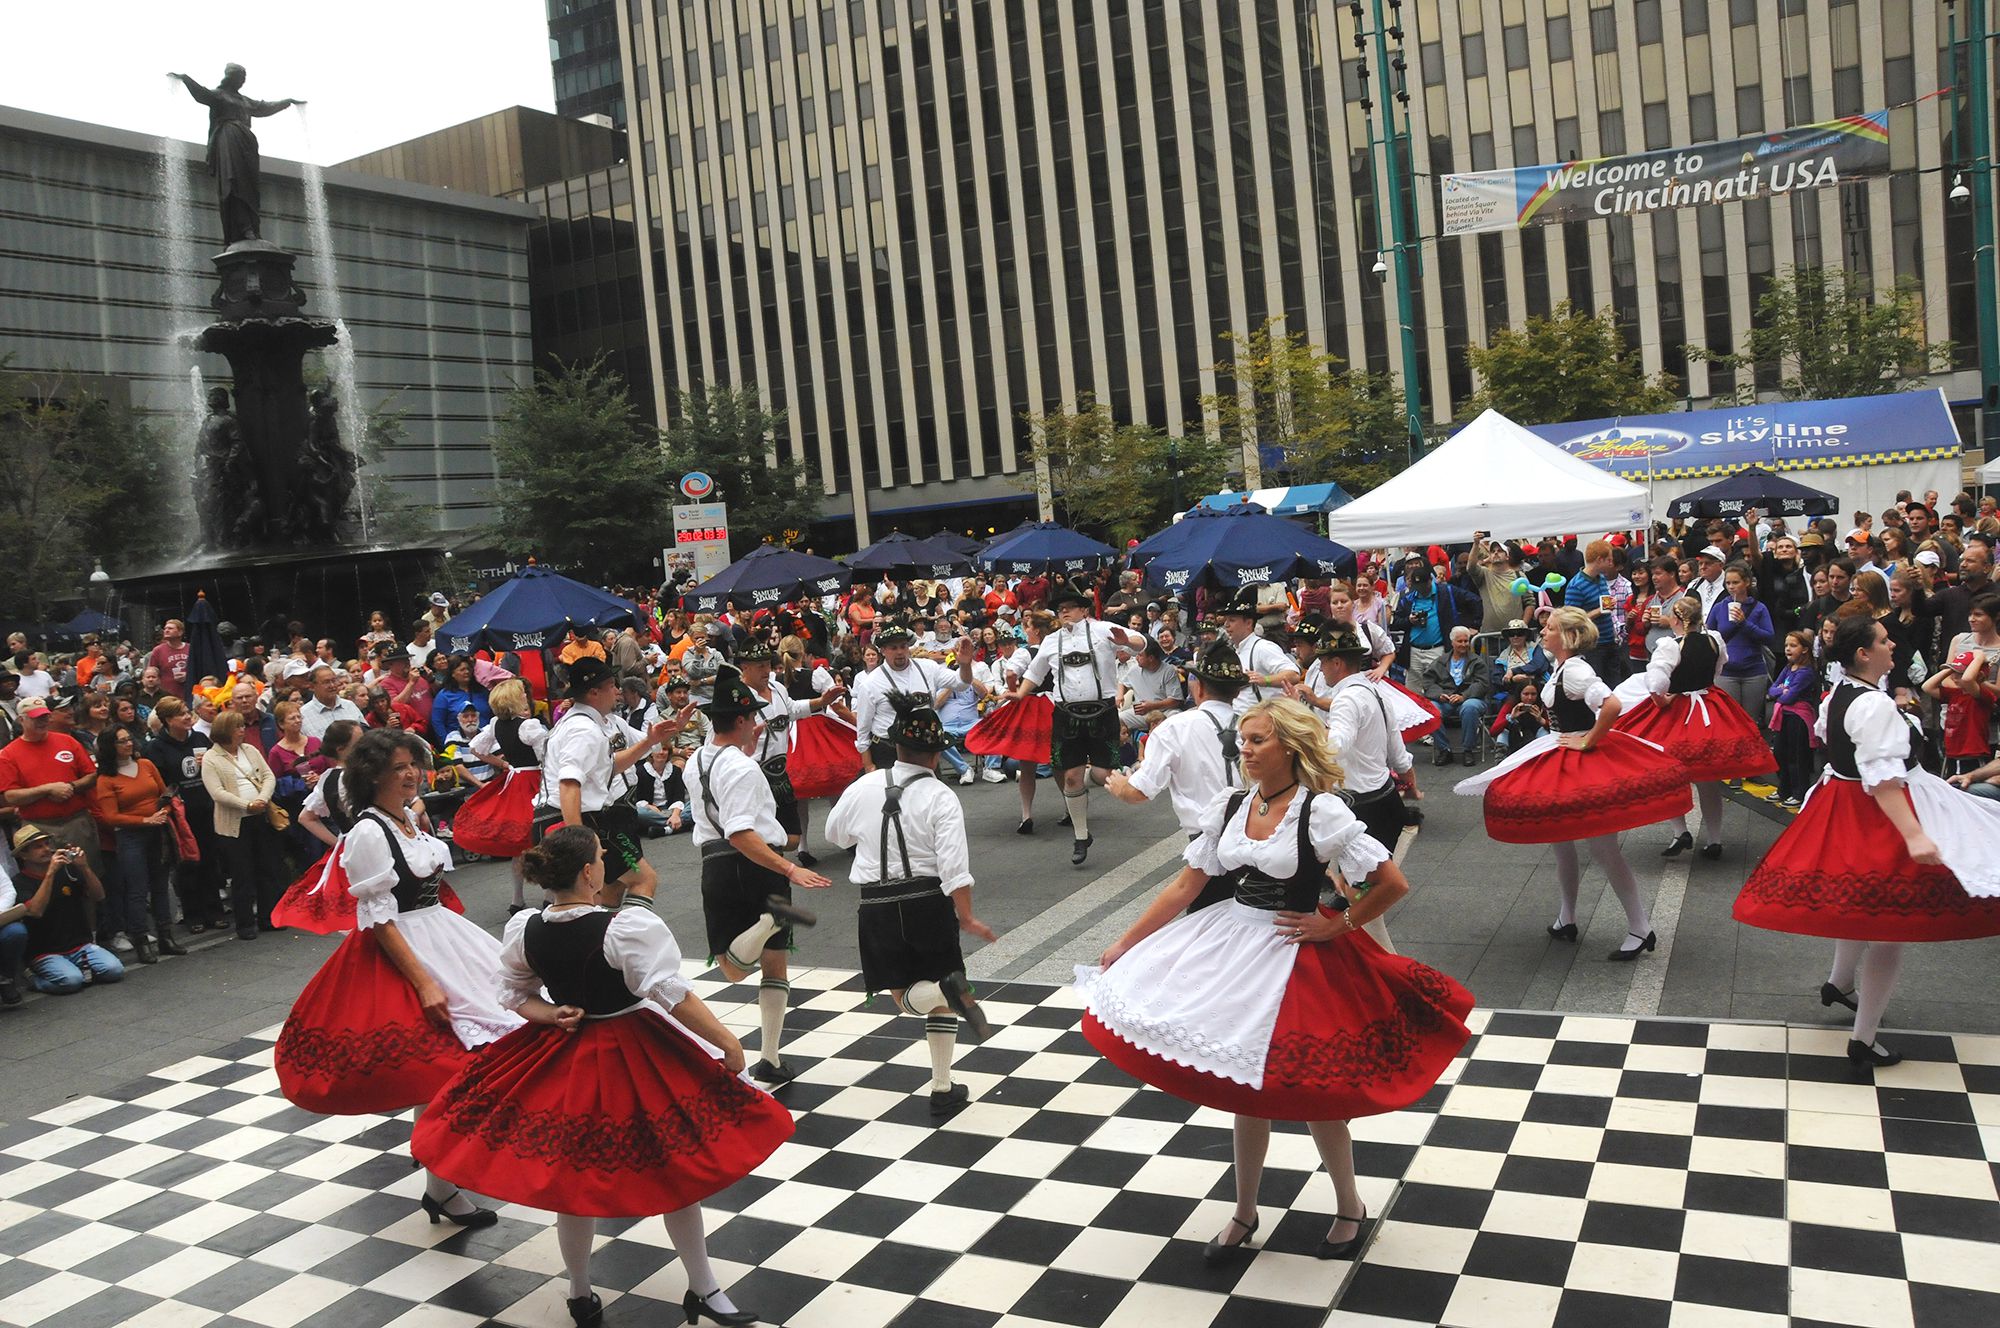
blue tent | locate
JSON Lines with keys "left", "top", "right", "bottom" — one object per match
{"left": 977, "top": 521, "right": 1117, "bottom": 576}
{"left": 845, "top": 531, "right": 976, "bottom": 578}
{"left": 1195, "top": 482, "right": 1355, "bottom": 517}
{"left": 437, "top": 566, "right": 637, "bottom": 653}
{"left": 681, "top": 545, "right": 847, "bottom": 613}
{"left": 61, "top": 609, "right": 123, "bottom": 637}
{"left": 1132, "top": 503, "right": 1355, "bottom": 593}
{"left": 928, "top": 531, "right": 987, "bottom": 557}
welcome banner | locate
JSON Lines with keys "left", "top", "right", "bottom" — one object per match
{"left": 1439, "top": 110, "right": 1891, "bottom": 236}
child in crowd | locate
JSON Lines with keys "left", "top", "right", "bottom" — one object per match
{"left": 1925, "top": 650, "right": 1996, "bottom": 777}
{"left": 1766, "top": 630, "right": 1821, "bottom": 808}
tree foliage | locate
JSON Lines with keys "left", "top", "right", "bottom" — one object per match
{"left": 1688, "top": 266, "right": 1953, "bottom": 403}
{"left": 0, "top": 363, "right": 183, "bottom": 621}
{"left": 1199, "top": 318, "right": 1405, "bottom": 493}
{"left": 659, "top": 384, "right": 821, "bottom": 558}
{"left": 1465, "top": 302, "right": 1681, "bottom": 424}
{"left": 488, "top": 358, "right": 668, "bottom": 577}
{"left": 1015, "top": 396, "right": 1230, "bottom": 547}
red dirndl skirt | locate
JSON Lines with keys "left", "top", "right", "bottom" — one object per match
{"left": 1385, "top": 679, "right": 1442, "bottom": 742}
{"left": 451, "top": 768, "right": 542, "bottom": 858}
{"left": 275, "top": 928, "right": 476, "bottom": 1114}
{"left": 1481, "top": 734, "right": 1693, "bottom": 844}
{"left": 965, "top": 694, "right": 1054, "bottom": 763}
{"left": 1733, "top": 777, "right": 2000, "bottom": 942}
{"left": 1613, "top": 691, "right": 1776, "bottom": 784}
{"left": 1083, "top": 924, "right": 1472, "bottom": 1121}
{"left": 787, "top": 715, "right": 863, "bottom": 800}
{"left": 268, "top": 846, "right": 465, "bottom": 935}
{"left": 411, "top": 1010, "right": 796, "bottom": 1218}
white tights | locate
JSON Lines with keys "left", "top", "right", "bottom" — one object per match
{"left": 1829, "top": 939, "right": 1906, "bottom": 1046}
{"left": 556, "top": 1206, "right": 732, "bottom": 1310}
{"left": 1550, "top": 834, "right": 1650, "bottom": 936}
{"left": 1670, "top": 782, "right": 1726, "bottom": 845}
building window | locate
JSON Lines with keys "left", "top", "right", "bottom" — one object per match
{"left": 1683, "top": 0, "right": 1709, "bottom": 35}
{"left": 1461, "top": 32, "right": 1487, "bottom": 79}
{"left": 1503, "top": 24, "right": 1528, "bottom": 70}
{"left": 1589, "top": 4, "right": 1617, "bottom": 54}
{"left": 1555, "top": 117, "right": 1581, "bottom": 160}
{"left": 1688, "top": 93, "right": 1717, "bottom": 142}
{"left": 1730, "top": 0, "right": 1757, "bottom": 25}
{"left": 1735, "top": 85, "right": 1763, "bottom": 134}
{"left": 1635, "top": 0, "right": 1662, "bottom": 44}
{"left": 1420, "top": 41, "right": 1444, "bottom": 84}
{"left": 1597, "top": 109, "right": 1626, "bottom": 155}
{"left": 1546, "top": 15, "right": 1572, "bottom": 62}
{"left": 1643, "top": 103, "right": 1670, "bottom": 150}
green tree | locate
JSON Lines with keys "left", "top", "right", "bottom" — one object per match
{"left": 1015, "top": 396, "right": 1230, "bottom": 547}
{"left": 659, "top": 384, "right": 820, "bottom": 558}
{"left": 1689, "top": 266, "right": 1953, "bottom": 402}
{"left": 1199, "top": 317, "right": 1404, "bottom": 493}
{"left": 487, "top": 357, "right": 668, "bottom": 577}
{"left": 1465, "top": 301, "right": 1680, "bottom": 424}
{"left": 0, "top": 363, "right": 183, "bottom": 620}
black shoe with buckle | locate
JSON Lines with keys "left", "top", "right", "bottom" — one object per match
{"left": 1848, "top": 1039, "right": 1902, "bottom": 1072}
{"left": 1203, "top": 1213, "right": 1258, "bottom": 1267}
{"left": 418, "top": 1189, "right": 498, "bottom": 1228}
{"left": 763, "top": 894, "right": 818, "bottom": 929}
{"left": 930, "top": 1082, "right": 970, "bottom": 1118}
{"left": 567, "top": 1292, "right": 603, "bottom": 1327}
{"left": 1317, "top": 1209, "right": 1372, "bottom": 1261}
{"left": 1820, "top": 982, "right": 1858, "bottom": 1012}
{"left": 750, "top": 1058, "right": 798, "bottom": 1086}
{"left": 1071, "top": 834, "right": 1093, "bottom": 866}
{"left": 938, "top": 972, "right": 991, "bottom": 1042}
{"left": 683, "top": 1288, "right": 757, "bottom": 1326}
{"left": 1660, "top": 831, "right": 1693, "bottom": 857}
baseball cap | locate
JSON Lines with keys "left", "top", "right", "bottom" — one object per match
{"left": 1915, "top": 549, "right": 1942, "bottom": 568}
{"left": 283, "top": 658, "right": 313, "bottom": 679}
{"left": 45, "top": 691, "right": 75, "bottom": 711}
{"left": 1698, "top": 544, "right": 1728, "bottom": 561}
{"left": 1950, "top": 651, "right": 1978, "bottom": 672}
{"left": 1845, "top": 529, "right": 1871, "bottom": 544}
{"left": 1799, "top": 533, "right": 1825, "bottom": 547}
{"left": 16, "top": 696, "right": 50, "bottom": 718}
{"left": 11, "top": 824, "right": 50, "bottom": 852}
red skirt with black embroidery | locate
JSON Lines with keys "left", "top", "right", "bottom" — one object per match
{"left": 1613, "top": 691, "right": 1776, "bottom": 784}
{"left": 964, "top": 694, "right": 1054, "bottom": 763}
{"left": 269, "top": 849, "right": 465, "bottom": 935}
{"left": 411, "top": 1010, "right": 796, "bottom": 1218}
{"left": 1083, "top": 924, "right": 1473, "bottom": 1122}
{"left": 450, "top": 768, "right": 542, "bottom": 858}
{"left": 787, "top": 714, "right": 864, "bottom": 800}
{"left": 275, "top": 927, "right": 478, "bottom": 1114}
{"left": 1733, "top": 777, "right": 2000, "bottom": 942}
{"left": 1478, "top": 733, "right": 1694, "bottom": 845}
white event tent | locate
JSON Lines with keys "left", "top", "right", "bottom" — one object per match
{"left": 1326, "top": 409, "right": 1650, "bottom": 548}
{"left": 1982, "top": 455, "right": 1999, "bottom": 484}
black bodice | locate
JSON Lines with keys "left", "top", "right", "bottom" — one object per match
{"left": 522, "top": 911, "right": 635, "bottom": 1015}
{"left": 363, "top": 810, "right": 444, "bottom": 912}
{"left": 1666, "top": 631, "right": 1720, "bottom": 695}
{"left": 1825, "top": 681, "right": 1915, "bottom": 780}
{"left": 495, "top": 716, "right": 540, "bottom": 768}
{"left": 1548, "top": 660, "right": 1595, "bottom": 734}
{"left": 1216, "top": 789, "right": 1330, "bottom": 914}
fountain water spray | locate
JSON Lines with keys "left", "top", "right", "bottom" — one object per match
{"left": 295, "top": 108, "right": 373, "bottom": 543}
{"left": 152, "top": 117, "right": 207, "bottom": 525}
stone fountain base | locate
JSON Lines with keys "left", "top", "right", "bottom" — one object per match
{"left": 113, "top": 543, "right": 444, "bottom": 651}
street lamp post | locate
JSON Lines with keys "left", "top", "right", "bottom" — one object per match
{"left": 1349, "top": 0, "right": 1424, "bottom": 469}
{"left": 1949, "top": 0, "right": 2000, "bottom": 464}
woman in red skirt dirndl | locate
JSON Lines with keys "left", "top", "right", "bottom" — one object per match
{"left": 413, "top": 826, "right": 791, "bottom": 1328}
{"left": 1735, "top": 616, "right": 2000, "bottom": 1074}
{"left": 453, "top": 681, "right": 548, "bottom": 909}
{"left": 1457, "top": 608, "right": 1691, "bottom": 959}
{"left": 275, "top": 731, "right": 522, "bottom": 1229}
{"left": 1325, "top": 579, "right": 1441, "bottom": 741}
{"left": 969, "top": 610, "right": 1058, "bottom": 833}
{"left": 1614, "top": 596, "right": 1776, "bottom": 860}
{"left": 1078, "top": 699, "right": 1471, "bottom": 1268}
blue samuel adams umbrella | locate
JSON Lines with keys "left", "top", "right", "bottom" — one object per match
{"left": 1665, "top": 464, "right": 1838, "bottom": 521}
{"left": 846, "top": 531, "right": 976, "bottom": 579}
{"left": 62, "top": 608, "right": 124, "bottom": 636}
{"left": 437, "top": 566, "right": 636, "bottom": 654}
{"left": 928, "top": 531, "right": 987, "bottom": 558}
{"left": 978, "top": 520, "right": 1117, "bottom": 577}
{"left": 1132, "top": 503, "right": 1355, "bottom": 594}
{"left": 681, "top": 545, "right": 847, "bottom": 614}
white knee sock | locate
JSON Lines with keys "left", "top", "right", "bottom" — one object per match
{"left": 925, "top": 1015, "right": 958, "bottom": 1091}
{"left": 1552, "top": 842, "right": 1581, "bottom": 928}
{"left": 1828, "top": 938, "right": 1865, "bottom": 992}
{"left": 726, "top": 913, "right": 780, "bottom": 971}
{"left": 1064, "top": 788, "right": 1090, "bottom": 839}
{"left": 662, "top": 1204, "right": 736, "bottom": 1312}
{"left": 757, "top": 979, "right": 788, "bottom": 1065}
{"left": 900, "top": 980, "right": 948, "bottom": 1016}
{"left": 1852, "top": 942, "right": 1905, "bottom": 1046}
{"left": 1587, "top": 835, "right": 1650, "bottom": 936}
{"left": 555, "top": 1213, "right": 595, "bottom": 1299}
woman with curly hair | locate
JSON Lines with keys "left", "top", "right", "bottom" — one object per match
{"left": 1078, "top": 698, "right": 1471, "bottom": 1268}
{"left": 414, "top": 826, "right": 791, "bottom": 1327}
{"left": 275, "top": 730, "right": 520, "bottom": 1227}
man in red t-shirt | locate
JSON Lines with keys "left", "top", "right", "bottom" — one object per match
{"left": 148, "top": 620, "right": 192, "bottom": 699}
{"left": 0, "top": 696, "right": 101, "bottom": 872}
{"left": 1015, "top": 573, "right": 1049, "bottom": 611}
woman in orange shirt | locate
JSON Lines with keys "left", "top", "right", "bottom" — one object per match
{"left": 91, "top": 724, "right": 187, "bottom": 963}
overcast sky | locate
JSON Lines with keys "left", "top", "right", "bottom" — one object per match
{"left": 2, "top": 0, "right": 557, "bottom": 164}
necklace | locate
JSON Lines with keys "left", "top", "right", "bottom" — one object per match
{"left": 1254, "top": 780, "right": 1298, "bottom": 815}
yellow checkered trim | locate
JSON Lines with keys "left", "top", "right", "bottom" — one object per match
{"left": 1639, "top": 446, "right": 1960, "bottom": 480}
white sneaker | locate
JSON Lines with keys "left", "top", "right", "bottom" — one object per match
{"left": 959, "top": 768, "right": 976, "bottom": 785}
{"left": 109, "top": 933, "right": 134, "bottom": 954}
{"left": 980, "top": 767, "right": 1007, "bottom": 783}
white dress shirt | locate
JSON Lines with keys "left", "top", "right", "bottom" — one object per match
{"left": 852, "top": 659, "right": 966, "bottom": 749}
{"left": 1023, "top": 618, "right": 1125, "bottom": 703}
{"left": 750, "top": 684, "right": 814, "bottom": 762}
{"left": 1693, "top": 572, "right": 1726, "bottom": 622}
{"left": 540, "top": 703, "right": 644, "bottom": 812}
{"left": 1226, "top": 631, "right": 1300, "bottom": 717}
{"left": 300, "top": 696, "right": 365, "bottom": 741}
{"left": 682, "top": 741, "right": 786, "bottom": 848}
{"left": 1325, "top": 673, "right": 1413, "bottom": 794}
{"left": 1127, "top": 700, "right": 1240, "bottom": 836}
{"left": 823, "top": 762, "right": 974, "bottom": 895}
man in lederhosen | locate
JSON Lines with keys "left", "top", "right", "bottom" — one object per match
{"left": 736, "top": 639, "right": 845, "bottom": 847}
{"left": 1106, "top": 640, "right": 1246, "bottom": 909}
{"left": 1219, "top": 588, "right": 1300, "bottom": 718}
{"left": 824, "top": 693, "right": 999, "bottom": 1119}
{"left": 541, "top": 657, "right": 687, "bottom": 903}
{"left": 1007, "top": 582, "right": 1143, "bottom": 865}
{"left": 1313, "top": 622, "right": 1414, "bottom": 950}
{"left": 682, "top": 663, "right": 828, "bottom": 1085}
{"left": 851, "top": 623, "right": 975, "bottom": 769}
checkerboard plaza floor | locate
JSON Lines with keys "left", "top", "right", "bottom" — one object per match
{"left": 0, "top": 968, "right": 1996, "bottom": 1328}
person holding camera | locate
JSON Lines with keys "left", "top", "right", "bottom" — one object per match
{"left": 9, "top": 824, "right": 121, "bottom": 994}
